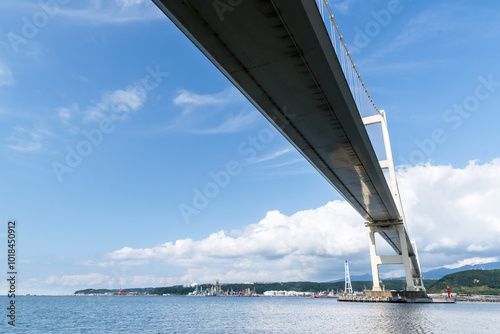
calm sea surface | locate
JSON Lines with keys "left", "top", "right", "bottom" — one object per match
{"left": 1, "top": 296, "right": 499, "bottom": 333}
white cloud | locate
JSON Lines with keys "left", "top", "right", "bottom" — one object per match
{"left": 44, "top": 273, "right": 113, "bottom": 286}
{"left": 466, "top": 244, "right": 492, "bottom": 252}
{"left": 58, "top": 107, "right": 71, "bottom": 123}
{"left": 100, "top": 159, "right": 500, "bottom": 284}
{"left": 173, "top": 89, "right": 240, "bottom": 108}
{"left": 0, "top": 0, "right": 162, "bottom": 27}
{"left": 370, "top": 6, "right": 462, "bottom": 60}
{"left": 444, "top": 257, "right": 499, "bottom": 269}
{"left": 397, "top": 159, "right": 500, "bottom": 268}
{"left": 332, "top": 0, "right": 358, "bottom": 14}
{"left": 18, "top": 273, "right": 116, "bottom": 291}
{"left": 168, "top": 87, "right": 256, "bottom": 133}
{"left": 108, "top": 200, "right": 366, "bottom": 266}
{"left": 0, "top": 61, "right": 14, "bottom": 86}
{"left": 56, "top": 0, "right": 163, "bottom": 24}
{"left": 6, "top": 127, "right": 53, "bottom": 152}
{"left": 267, "top": 158, "right": 304, "bottom": 169}
{"left": 116, "top": 0, "right": 149, "bottom": 7}
{"left": 84, "top": 86, "right": 147, "bottom": 122}
{"left": 18, "top": 160, "right": 498, "bottom": 291}
{"left": 57, "top": 104, "right": 79, "bottom": 128}
{"left": 127, "top": 275, "right": 184, "bottom": 287}
{"left": 250, "top": 148, "right": 293, "bottom": 164}
{"left": 254, "top": 150, "right": 314, "bottom": 180}
{"left": 77, "top": 259, "right": 149, "bottom": 268}
{"left": 195, "top": 111, "right": 259, "bottom": 134}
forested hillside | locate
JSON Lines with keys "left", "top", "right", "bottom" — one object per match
{"left": 427, "top": 269, "right": 500, "bottom": 295}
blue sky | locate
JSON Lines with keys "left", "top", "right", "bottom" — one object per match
{"left": 1, "top": 0, "right": 500, "bottom": 294}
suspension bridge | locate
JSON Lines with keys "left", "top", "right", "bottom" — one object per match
{"left": 152, "top": 0, "right": 428, "bottom": 296}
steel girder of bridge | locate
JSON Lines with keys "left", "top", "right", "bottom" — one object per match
{"left": 153, "top": 0, "right": 424, "bottom": 291}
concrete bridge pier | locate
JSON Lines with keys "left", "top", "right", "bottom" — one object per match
{"left": 366, "top": 221, "right": 425, "bottom": 292}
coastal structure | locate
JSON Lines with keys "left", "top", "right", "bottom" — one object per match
{"left": 189, "top": 281, "right": 257, "bottom": 297}
{"left": 344, "top": 261, "right": 353, "bottom": 295}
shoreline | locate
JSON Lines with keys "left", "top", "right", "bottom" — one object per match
{"left": 6, "top": 294, "right": 500, "bottom": 302}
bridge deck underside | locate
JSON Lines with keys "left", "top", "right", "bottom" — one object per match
{"left": 154, "top": 0, "right": 419, "bottom": 270}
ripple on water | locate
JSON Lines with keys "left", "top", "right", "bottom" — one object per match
{"left": 1, "top": 296, "right": 499, "bottom": 333}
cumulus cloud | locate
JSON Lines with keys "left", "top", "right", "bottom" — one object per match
{"left": 109, "top": 201, "right": 366, "bottom": 263}
{"left": 100, "top": 160, "right": 500, "bottom": 285}
{"left": 108, "top": 200, "right": 367, "bottom": 282}
{"left": 5, "top": 161, "right": 499, "bottom": 292}
{"left": 397, "top": 159, "right": 500, "bottom": 268}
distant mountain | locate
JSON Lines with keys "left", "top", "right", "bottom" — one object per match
{"left": 421, "top": 262, "right": 500, "bottom": 279}
{"left": 330, "top": 273, "right": 373, "bottom": 283}
{"left": 74, "top": 287, "right": 154, "bottom": 295}
{"left": 331, "top": 262, "right": 500, "bottom": 283}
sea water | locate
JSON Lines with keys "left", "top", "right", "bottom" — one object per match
{"left": 1, "top": 296, "right": 499, "bottom": 333}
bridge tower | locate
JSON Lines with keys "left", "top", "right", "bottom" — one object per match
{"left": 317, "top": 0, "right": 426, "bottom": 294}
{"left": 153, "top": 0, "right": 428, "bottom": 296}
{"left": 362, "top": 111, "right": 425, "bottom": 292}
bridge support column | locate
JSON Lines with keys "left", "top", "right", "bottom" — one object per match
{"left": 363, "top": 110, "right": 425, "bottom": 293}
{"left": 367, "top": 227, "right": 382, "bottom": 291}
{"left": 366, "top": 222, "right": 420, "bottom": 292}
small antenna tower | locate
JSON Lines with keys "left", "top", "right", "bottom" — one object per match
{"left": 344, "top": 260, "right": 353, "bottom": 294}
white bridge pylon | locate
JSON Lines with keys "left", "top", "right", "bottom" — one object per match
{"left": 362, "top": 111, "right": 425, "bottom": 292}
{"left": 318, "top": 0, "right": 426, "bottom": 292}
